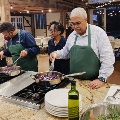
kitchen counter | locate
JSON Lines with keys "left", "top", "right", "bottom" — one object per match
{"left": 0, "top": 80, "right": 115, "bottom": 120}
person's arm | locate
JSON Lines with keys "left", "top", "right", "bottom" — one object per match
{"left": 88, "top": 26, "right": 115, "bottom": 89}
{"left": 97, "top": 29, "right": 115, "bottom": 81}
{"left": 56, "top": 36, "right": 72, "bottom": 59}
{"left": 50, "top": 33, "right": 75, "bottom": 61}
{"left": 3, "top": 49, "right": 12, "bottom": 57}
{"left": 20, "top": 31, "right": 40, "bottom": 57}
{"left": 50, "top": 41, "right": 70, "bottom": 61}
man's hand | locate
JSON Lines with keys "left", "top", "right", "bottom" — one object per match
{"left": 0, "top": 51, "right": 4, "bottom": 60}
{"left": 88, "top": 79, "right": 105, "bottom": 89}
{"left": 20, "top": 50, "right": 28, "bottom": 58}
{"left": 50, "top": 52, "right": 57, "bottom": 61}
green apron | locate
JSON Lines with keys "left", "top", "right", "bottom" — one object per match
{"left": 8, "top": 30, "right": 38, "bottom": 72}
{"left": 70, "top": 25, "right": 100, "bottom": 80}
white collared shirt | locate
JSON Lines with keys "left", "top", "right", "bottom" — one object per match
{"left": 56, "top": 24, "right": 115, "bottom": 80}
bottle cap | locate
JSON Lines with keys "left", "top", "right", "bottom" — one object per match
{"left": 71, "top": 81, "right": 76, "bottom": 86}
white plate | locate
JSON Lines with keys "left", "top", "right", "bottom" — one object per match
{"left": 45, "top": 89, "right": 70, "bottom": 107}
{"left": 45, "top": 89, "right": 82, "bottom": 108}
{"left": 45, "top": 100, "right": 68, "bottom": 109}
{"left": 46, "top": 107, "right": 68, "bottom": 114}
{"left": 46, "top": 108, "right": 68, "bottom": 117}
{"left": 45, "top": 101, "right": 82, "bottom": 113}
{"left": 45, "top": 104, "right": 68, "bottom": 113}
{"left": 45, "top": 88, "right": 82, "bottom": 117}
{"left": 45, "top": 101, "right": 68, "bottom": 111}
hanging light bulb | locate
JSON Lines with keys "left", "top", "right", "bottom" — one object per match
{"left": 27, "top": 10, "right": 29, "bottom": 13}
{"left": 48, "top": 9, "right": 52, "bottom": 12}
{"left": 10, "top": 5, "right": 13, "bottom": 9}
{"left": 109, "top": 0, "right": 112, "bottom": 3}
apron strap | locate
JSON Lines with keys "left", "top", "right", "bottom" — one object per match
{"left": 88, "top": 24, "right": 91, "bottom": 46}
{"left": 74, "top": 35, "right": 78, "bottom": 45}
{"left": 74, "top": 24, "right": 91, "bottom": 46}
{"left": 10, "top": 29, "right": 20, "bottom": 45}
{"left": 18, "top": 29, "right": 21, "bottom": 43}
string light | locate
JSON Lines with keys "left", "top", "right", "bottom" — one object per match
{"left": 27, "top": 10, "right": 29, "bottom": 13}
{"left": 10, "top": 5, "right": 13, "bottom": 9}
{"left": 48, "top": 9, "right": 52, "bottom": 12}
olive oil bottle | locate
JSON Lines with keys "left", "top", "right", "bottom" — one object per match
{"left": 68, "top": 81, "right": 79, "bottom": 120}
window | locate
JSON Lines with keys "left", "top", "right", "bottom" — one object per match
{"left": 11, "top": 17, "right": 23, "bottom": 29}
{"left": 35, "top": 14, "right": 46, "bottom": 29}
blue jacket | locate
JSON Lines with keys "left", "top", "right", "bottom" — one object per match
{"left": 3, "top": 30, "right": 40, "bottom": 57}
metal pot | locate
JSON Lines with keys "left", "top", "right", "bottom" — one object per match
{"left": 80, "top": 102, "right": 120, "bottom": 120}
{"left": 0, "top": 65, "right": 21, "bottom": 76}
{"left": 32, "top": 71, "right": 86, "bottom": 86}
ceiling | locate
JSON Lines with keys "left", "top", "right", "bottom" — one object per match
{"left": 9, "top": 0, "right": 87, "bottom": 14}
{"left": 88, "top": 1, "right": 120, "bottom": 9}
{"left": 9, "top": 0, "right": 120, "bottom": 15}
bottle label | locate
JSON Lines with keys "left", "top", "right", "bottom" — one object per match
{"left": 68, "top": 99, "right": 79, "bottom": 119}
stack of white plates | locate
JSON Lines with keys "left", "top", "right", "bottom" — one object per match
{"left": 45, "top": 88, "right": 82, "bottom": 117}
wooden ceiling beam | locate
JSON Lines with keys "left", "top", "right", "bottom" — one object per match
{"left": 9, "top": 0, "right": 56, "bottom": 8}
{"left": 9, "top": 0, "right": 87, "bottom": 14}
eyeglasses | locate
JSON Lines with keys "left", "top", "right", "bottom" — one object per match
{"left": 69, "top": 21, "right": 83, "bottom": 27}
{"left": 49, "top": 29, "right": 57, "bottom": 33}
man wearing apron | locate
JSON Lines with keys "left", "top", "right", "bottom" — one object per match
{"left": 0, "top": 22, "right": 40, "bottom": 72}
{"left": 50, "top": 7, "right": 115, "bottom": 89}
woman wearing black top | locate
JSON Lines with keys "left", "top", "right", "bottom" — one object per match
{"left": 48, "top": 21, "right": 70, "bottom": 75}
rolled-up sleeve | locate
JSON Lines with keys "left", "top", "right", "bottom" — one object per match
{"left": 56, "top": 41, "right": 70, "bottom": 59}
{"left": 56, "top": 34, "right": 76, "bottom": 59}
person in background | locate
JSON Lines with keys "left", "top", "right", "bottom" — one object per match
{"left": 0, "top": 33, "right": 7, "bottom": 67}
{"left": 48, "top": 21, "right": 69, "bottom": 75}
{"left": 50, "top": 7, "right": 115, "bottom": 89}
{"left": 0, "top": 22, "right": 40, "bottom": 72}
{"left": 66, "top": 20, "right": 74, "bottom": 39}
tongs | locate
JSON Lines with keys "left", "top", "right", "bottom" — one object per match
{"left": 7, "top": 57, "right": 21, "bottom": 67}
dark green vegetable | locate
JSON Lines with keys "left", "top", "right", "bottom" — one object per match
{"left": 97, "top": 105, "right": 120, "bottom": 120}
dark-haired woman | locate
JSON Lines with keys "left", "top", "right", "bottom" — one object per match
{"left": 48, "top": 21, "right": 70, "bottom": 75}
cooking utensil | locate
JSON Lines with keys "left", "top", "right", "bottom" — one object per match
{"left": 49, "top": 59, "right": 55, "bottom": 71}
{"left": 106, "top": 89, "right": 120, "bottom": 102}
{"left": 32, "top": 71, "right": 86, "bottom": 86}
{"left": 65, "top": 72, "right": 86, "bottom": 77}
{"left": 0, "top": 65, "right": 21, "bottom": 76}
{"left": 80, "top": 102, "right": 120, "bottom": 120}
{"left": 7, "top": 57, "right": 21, "bottom": 67}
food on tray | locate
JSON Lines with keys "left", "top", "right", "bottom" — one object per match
{"left": 0, "top": 66, "right": 19, "bottom": 74}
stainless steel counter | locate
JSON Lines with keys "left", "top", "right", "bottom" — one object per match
{"left": 0, "top": 71, "right": 36, "bottom": 97}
